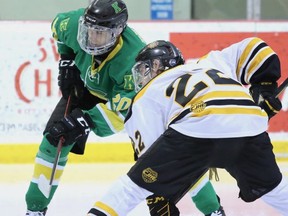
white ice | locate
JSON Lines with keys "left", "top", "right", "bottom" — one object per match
{"left": 1, "top": 163, "right": 286, "bottom": 216}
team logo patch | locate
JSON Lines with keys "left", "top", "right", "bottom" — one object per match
{"left": 86, "top": 66, "right": 100, "bottom": 84}
{"left": 190, "top": 101, "right": 206, "bottom": 113}
{"left": 111, "top": 2, "right": 122, "bottom": 13}
{"left": 124, "top": 75, "right": 134, "bottom": 90}
{"left": 59, "top": 18, "right": 70, "bottom": 32}
{"left": 142, "top": 168, "right": 158, "bottom": 183}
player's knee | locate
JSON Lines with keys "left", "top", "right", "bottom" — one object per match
{"left": 239, "top": 180, "right": 282, "bottom": 202}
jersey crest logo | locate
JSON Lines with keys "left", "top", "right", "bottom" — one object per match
{"left": 86, "top": 66, "right": 100, "bottom": 84}
{"left": 190, "top": 101, "right": 206, "bottom": 113}
{"left": 142, "top": 167, "right": 158, "bottom": 183}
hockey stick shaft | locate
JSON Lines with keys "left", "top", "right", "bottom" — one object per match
{"left": 49, "top": 94, "right": 72, "bottom": 183}
{"left": 274, "top": 77, "right": 288, "bottom": 98}
{"left": 47, "top": 95, "right": 72, "bottom": 196}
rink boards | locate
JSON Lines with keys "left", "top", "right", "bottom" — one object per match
{"left": 1, "top": 140, "right": 288, "bottom": 164}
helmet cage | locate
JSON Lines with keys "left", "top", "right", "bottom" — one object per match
{"left": 132, "top": 40, "right": 185, "bottom": 92}
{"left": 132, "top": 58, "right": 164, "bottom": 92}
{"left": 77, "top": 16, "right": 122, "bottom": 55}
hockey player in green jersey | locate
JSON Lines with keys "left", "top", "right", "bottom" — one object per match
{"left": 25, "top": 0, "right": 145, "bottom": 215}
{"left": 87, "top": 39, "right": 287, "bottom": 216}
{"left": 25, "top": 1, "right": 225, "bottom": 215}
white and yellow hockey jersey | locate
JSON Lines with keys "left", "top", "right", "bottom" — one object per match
{"left": 125, "top": 37, "right": 280, "bottom": 157}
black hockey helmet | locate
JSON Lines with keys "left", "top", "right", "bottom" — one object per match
{"left": 132, "top": 40, "right": 185, "bottom": 91}
{"left": 77, "top": 0, "right": 128, "bottom": 55}
{"left": 135, "top": 40, "right": 185, "bottom": 69}
{"left": 84, "top": 0, "right": 128, "bottom": 28}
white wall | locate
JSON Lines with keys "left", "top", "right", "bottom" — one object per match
{"left": 0, "top": 0, "right": 191, "bottom": 21}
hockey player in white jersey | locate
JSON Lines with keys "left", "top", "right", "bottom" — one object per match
{"left": 87, "top": 38, "right": 288, "bottom": 216}
{"left": 130, "top": 41, "right": 225, "bottom": 216}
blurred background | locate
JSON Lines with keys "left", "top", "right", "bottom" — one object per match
{"left": 0, "top": 1, "right": 288, "bottom": 215}
{"left": 1, "top": 0, "right": 288, "bottom": 21}
{"left": 0, "top": 0, "right": 287, "bottom": 159}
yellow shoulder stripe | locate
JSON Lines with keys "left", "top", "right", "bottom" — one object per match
{"left": 51, "top": 17, "right": 59, "bottom": 40}
{"left": 236, "top": 37, "right": 263, "bottom": 79}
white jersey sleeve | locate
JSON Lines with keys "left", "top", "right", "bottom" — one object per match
{"left": 197, "top": 37, "right": 280, "bottom": 85}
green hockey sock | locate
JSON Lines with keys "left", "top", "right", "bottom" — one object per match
{"left": 25, "top": 136, "right": 73, "bottom": 211}
{"left": 191, "top": 181, "right": 220, "bottom": 215}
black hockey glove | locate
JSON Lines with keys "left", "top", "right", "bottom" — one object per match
{"left": 249, "top": 82, "right": 282, "bottom": 119}
{"left": 146, "top": 195, "right": 180, "bottom": 216}
{"left": 58, "top": 59, "right": 85, "bottom": 99}
{"left": 46, "top": 108, "right": 95, "bottom": 147}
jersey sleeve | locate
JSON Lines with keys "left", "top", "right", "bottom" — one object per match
{"left": 201, "top": 37, "right": 281, "bottom": 85}
{"left": 85, "top": 90, "right": 135, "bottom": 137}
{"left": 85, "top": 102, "right": 126, "bottom": 137}
{"left": 51, "top": 9, "right": 84, "bottom": 58}
{"left": 234, "top": 37, "right": 280, "bottom": 85}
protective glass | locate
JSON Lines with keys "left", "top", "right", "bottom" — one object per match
{"left": 132, "top": 59, "right": 163, "bottom": 92}
{"left": 77, "top": 16, "right": 120, "bottom": 55}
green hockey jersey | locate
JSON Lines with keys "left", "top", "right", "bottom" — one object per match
{"left": 51, "top": 8, "right": 146, "bottom": 137}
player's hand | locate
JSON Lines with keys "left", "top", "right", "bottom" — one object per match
{"left": 46, "top": 108, "right": 95, "bottom": 146}
{"left": 249, "top": 82, "right": 282, "bottom": 119}
{"left": 146, "top": 195, "right": 180, "bottom": 216}
{"left": 58, "top": 59, "right": 85, "bottom": 99}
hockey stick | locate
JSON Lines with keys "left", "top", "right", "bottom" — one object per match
{"left": 273, "top": 77, "right": 288, "bottom": 98}
{"left": 38, "top": 95, "right": 72, "bottom": 198}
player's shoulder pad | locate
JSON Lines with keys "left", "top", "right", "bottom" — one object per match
{"left": 51, "top": 8, "right": 85, "bottom": 41}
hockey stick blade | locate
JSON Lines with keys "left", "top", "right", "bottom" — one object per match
{"left": 274, "top": 77, "right": 288, "bottom": 98}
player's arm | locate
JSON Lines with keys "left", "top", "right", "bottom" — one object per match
{"left": 235, "top": 37, "right": 281, "bottom": 85}
{"left": 51, "top": 13, "right": 76, "bottom": 57}
{"left": 237, "top": 37, "right": 282, "bottom": 118}
{"left": 204, "top": 37, "right": 282, "bottom": 118}
{"left": 85, "top": 88, "right": 135, "bottom": 137}
{"left": 51, "top": 12, "right": 89, "bottom": 104}
{"left": 220, "top": 37, "right": 282, "bottom": 118}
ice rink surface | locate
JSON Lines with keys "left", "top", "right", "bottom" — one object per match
{"left": 1, "top": 162, "right": 287, "bottom": 216}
